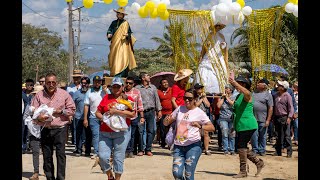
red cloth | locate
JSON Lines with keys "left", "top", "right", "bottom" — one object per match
{"left": 97, "top": 94, "right": 134, "bottom": 132}
{"left": 157, "top": 87, "right": 172, "bottom": 115}
{"left": 172, "top": 83, "right": 185, "bottom": 106}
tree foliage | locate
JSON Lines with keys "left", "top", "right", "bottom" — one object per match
{"left": 22, "top": 23, "right": 69, "bottom": 83}
{"left": 129, "top": 48, "right": 174, "bottom": 77}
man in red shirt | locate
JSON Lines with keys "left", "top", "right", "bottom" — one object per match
{"left": 157, "top": 78, "right": 172, "bottom": 148}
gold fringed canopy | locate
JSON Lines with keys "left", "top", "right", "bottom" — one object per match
{"left": 167, "top": 9, "right": 213, "bottom": 72}
{"left": 247, "top": 6, "right": 284, "bottom": 84}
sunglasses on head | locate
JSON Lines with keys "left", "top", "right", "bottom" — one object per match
{"left": 183, "top": 96, "right": 194, "bottom": 101}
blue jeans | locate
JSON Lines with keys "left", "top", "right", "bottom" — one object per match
{"left": 75, "top": 118, "right": 92, "bottom": 154}
{"left": 172, "top": 141, "right": 202, "bottom": 180}
{"left": 292, "top": 118, "right": 298, "bottom": 141}
{"left": 138, "top": 110, "right": 155, "bottom": 152}
{"left": 219, "top": 119, "right": 235, "bottom": 153}
{"left": 251, "top": 122, "right": 267, "bottom": 154}
{"left": 98, "top": 127, "right": 131, "bottom": 174}
{"left": 127, "top": 117, "right": 140, "bottom": 153}
{"left": 89, "top": 117, "right": 101, "bottom": 154}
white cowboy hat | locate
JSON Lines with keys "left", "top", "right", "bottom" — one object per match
{"left": 31, "top": 85, "right": 44, "bottom": 94}
{"left": 174, "top": 69, "right": 193, "bottom": 81}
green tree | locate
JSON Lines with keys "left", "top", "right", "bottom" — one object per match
{"left": 129, "top": 48, "right": 174, "bottom": 76}
{"left": 22, "top": 23, "right": 69, "bottom": 82}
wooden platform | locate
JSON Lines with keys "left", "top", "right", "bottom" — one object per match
{"left": 104, "top": 77, "right": 126, "bottom": 86}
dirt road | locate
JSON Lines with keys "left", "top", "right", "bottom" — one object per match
{"left": 22, "top": 137, "right": 298, "bottom": 180}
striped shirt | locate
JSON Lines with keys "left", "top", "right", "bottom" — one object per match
{"left": 135, "top": 84, "right": 162, "bottom": 112}
{"left": 31, "top": 88, "right": 76, "bottom": 127}
{"left": 124, "top": 87, "right": 144, "bottom": 119}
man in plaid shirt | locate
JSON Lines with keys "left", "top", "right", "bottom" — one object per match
{"left": 31, "top": 72, "right": 75, "bottom": 180}
{"left": 124, "top": 76, "right": 144, "bottom": 158}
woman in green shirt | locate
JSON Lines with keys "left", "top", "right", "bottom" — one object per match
{"left": 229, "top": 75, "right": 265, "bottom": 178}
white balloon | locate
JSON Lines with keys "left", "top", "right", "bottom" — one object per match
{"left": 242, "top": 6, "right": 252, "bottom": 16}
{"left": 216, "top": 3, "right": 229, "bottom": 16}
{"left": 285, "top": 3, "right": 295, "bottom": 13}
{"left": 230, "top": 2, "right": 241, "bottom": 15}
{"left": 132, "top": 2, "right": 140, "bottom": 11}
{"left": 151, "top": 0, "right": 161, "bottom": 6}
{"left": 161, "top": 0, "right": 170, "bottom": 6}
{"left": 293, "top": 5, "right": 298, "bottom": 17}
{"left": 211, "top": 5, "right": 217, "bottom": 11}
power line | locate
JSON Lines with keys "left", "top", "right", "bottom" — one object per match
{"left": 22, "top": 2, "right": 66, "bottom": 19}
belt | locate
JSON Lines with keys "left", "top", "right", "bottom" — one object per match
{"left": 275, "top": 114, "right": 288, "bottom": 118}
{"left": 45, "top": 125, "right": 65, "bottom": 129}
{"left": 144, "top": 107, "right": 155, "bottom": 112}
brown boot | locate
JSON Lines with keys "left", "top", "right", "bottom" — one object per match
{"left": 233, "top": 148, "right": 248, "bottom": 178}
{"left": 29, "top": 173, "right": 39, "bottom": 180}
{"left": 247, "top": 150, "right": 265, "bottom": 176}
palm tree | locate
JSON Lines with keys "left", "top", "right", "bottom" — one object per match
{"left": 151, "top": 25, "right": 173, "bottom": 58}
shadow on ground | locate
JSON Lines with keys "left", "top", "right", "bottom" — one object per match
{"left": 196, "top": 170, "right": 236, "bottom": 177}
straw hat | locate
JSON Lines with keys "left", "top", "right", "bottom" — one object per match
{"left": 71, "top": 69, "right": 84, "bottom": 77}
{"left": 113, "top": 7, "right": 128, "bottom": 15}
{"left": 31, "top": 85, "right": 44, "bottom": 94}
{"left": 174, "top": 69, "right": 193, "bottom": 81}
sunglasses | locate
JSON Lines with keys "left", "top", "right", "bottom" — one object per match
{"left": 39, "top": 81, "right": 45, "bottom": 83}
{"left": 183, "top": 96, "right": 194, "bottom": 101}
{"left": 46, "top": 81, "right": 56, "bottom": 85}
{"left": 126, "top": 82, "right": 134, "bottom": 85}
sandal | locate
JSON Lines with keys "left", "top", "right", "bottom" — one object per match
{"left": 108, "top": 177, "right": 115, "bottom": 180}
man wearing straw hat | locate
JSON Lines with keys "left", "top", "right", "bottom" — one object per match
{"left": 107, "top": 7, "right": 137, "bottom": 77}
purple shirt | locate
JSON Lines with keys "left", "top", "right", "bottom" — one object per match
{"left": 273, "top": 92, "right": 294, "bottom": 118}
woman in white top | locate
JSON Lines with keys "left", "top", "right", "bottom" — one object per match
{"left": 194, "top": 22, "right": 228, "bottom": 95}
{"left": 164, "top": 88, "right": 214, "bottom": 180}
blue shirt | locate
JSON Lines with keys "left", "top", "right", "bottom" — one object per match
{"left": 22, "top": 90, "right": 33, "bottom": 114}
{"left": 72, "top": 89, "right": 88, "bottom": 120}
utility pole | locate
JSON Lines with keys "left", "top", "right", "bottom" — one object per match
{"left": 77, "top": 8, "right": 81, "bottom": 69}
{"left": 68, "top": 1, "right": 74, "bottom": 84}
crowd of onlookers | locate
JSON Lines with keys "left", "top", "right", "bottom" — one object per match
{"left": 22, "top": 70, "right": 298, "bottom": 180}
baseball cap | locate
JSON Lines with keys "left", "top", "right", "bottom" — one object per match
{"left": 277, "top": 80, "right": 289, "bottom": 89}
{"left": 93, "top": 75, "right": 102, "bottom": 81}
{"left": 258, "top": 78, "right": 269, "bottom": 85}
{"left": 194, "top": 83, "right": 204, "bottom": 89}
{"left": 111, "top": 77, "right": 124, "bottom": 86}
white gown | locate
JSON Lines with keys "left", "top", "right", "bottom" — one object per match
{"left": 194, "top": 32, "right": 228, "bottom": 94}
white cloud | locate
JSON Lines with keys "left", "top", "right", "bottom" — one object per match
{"left": 24, "top": 0, "right": 60, "bottom": 11}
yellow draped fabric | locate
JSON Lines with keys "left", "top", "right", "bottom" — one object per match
{"left": 247, "top": 7, "right": 284, "bottom": 85}
{"left": 108, "top": 21, "right": 137, "bottom": 76}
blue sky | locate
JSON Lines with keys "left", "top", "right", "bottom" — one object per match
{"left": 22, "top": 0, "right": 287, "bottom": 67}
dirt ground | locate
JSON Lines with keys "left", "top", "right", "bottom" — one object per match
{"left": 22, "top": 136, "right": 298, "bottom": 180}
